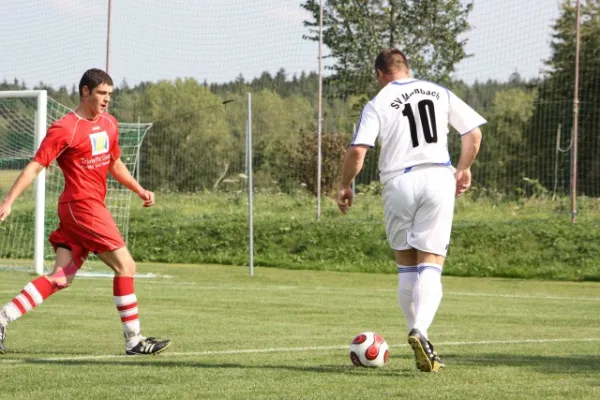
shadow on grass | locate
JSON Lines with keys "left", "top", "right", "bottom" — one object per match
{"left": 582, "top": 274, "right": 600, "bottom": 282}
{"left": 1, "top": 350, "right": 103, "bottom": 356}
{"left": 446, "top": 353, "right": 600, "bottom": 373}
{"left": 12, "top": 352, "right": 600, "bottom": 375}
{"left": 9, "top": 357, "right": 419, "bottom": 377}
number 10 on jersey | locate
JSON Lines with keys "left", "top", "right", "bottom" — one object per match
{"left": 402, "top": 100, "right": 438, "bottom": 148}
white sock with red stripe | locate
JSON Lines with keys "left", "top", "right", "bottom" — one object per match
{"left": 0, "top": 277, "right": 58, "bottom": 324}
{"left": 113, "top": 276, "right": 143, "bottom": 349}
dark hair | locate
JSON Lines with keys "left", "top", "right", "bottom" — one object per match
{"left": 79, "top": 68, "right": 113, "bottom": 97}
{"left": 374, "top": 48, "right": 409, "bottom": 74}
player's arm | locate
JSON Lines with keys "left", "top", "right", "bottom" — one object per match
{"left": 340, "top": 146, "right": 369, "bottom": 188}
{"left": 337, "top": 145, "right": 369, "bottom": 215}
{"left": 448, "top": 91, "right": 487, "bottom": 197}
{"left": 0, "top": 161, "right": 45, "bottom": 221}
{"left": 454, "top": 128, "right": 482, "bottom": 197}
{"left": 108, "top": 158, "right": 155, "bottom": 207}
{"left": 337, "top": 102, "right": 380, "bottom": 214}
{"left": 456, "top": 128, "right": 482, "bottom": 172}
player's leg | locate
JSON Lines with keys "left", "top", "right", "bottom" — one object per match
{"left": 383, "top": 175, "right": 419, "bottom": 332}
{"left": 96, "top": 247, "right": 171, "bottom": 355}
{"left": 406, "top": 166, "right": 456, "bottom": 372}
{"left": 96, "top": 247, "right": 141, "bottom": 346}
{"left": 0, "top": 246, "right": 78, "bottom": 354}
{"left": 394, "top": 249, "right": 418, "bottom": 330}
{"left": 61, "top": 200, "right": 171, "bottom": 355}
{"left": 407, "top": 251, "right": 446, "bottom": 372}
{"left": 412, "top": 251, "right": 446, "bottom": 341}
{"left": 46, "top": 246, "right": 81, "bottom": 288}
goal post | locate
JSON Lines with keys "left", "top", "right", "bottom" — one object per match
{"left": 0, "top": 90, "right": 47, "bottom": 275}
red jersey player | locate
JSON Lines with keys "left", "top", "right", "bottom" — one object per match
{"left": 0, "top": 69, "right": 171, "bottom": 356}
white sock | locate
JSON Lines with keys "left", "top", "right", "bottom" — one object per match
{"left": 113, "top": 293, "right": 144, "bottom": 349}
{"left": 0, "top": 306, "right": 11, "bottom": 325}
{"left": 397, "top": 265, "right": 418, "bottom": 330}
{"left": 412, "top": 263, "right": 443, "bottom": 339}
{"left": 1, "top": 303, "right": 20, "bottom": 323}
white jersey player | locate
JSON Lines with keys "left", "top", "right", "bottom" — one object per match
{"left": 337, "top": 48, "right": 485, "bottom": 372}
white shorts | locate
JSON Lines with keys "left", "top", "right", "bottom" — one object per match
{"left": 382, "top": 165, "right": 456, "bottom": 257}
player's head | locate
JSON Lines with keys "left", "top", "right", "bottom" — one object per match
{"left": 374, "top": 48, "right": 410, "bottom": 87}
{"left": 78, "top": 68, "right": 113, "bottom": 117}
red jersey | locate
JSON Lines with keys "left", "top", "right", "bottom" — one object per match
{"left": 34, "top": 112, "right": 121, "bottom": 203}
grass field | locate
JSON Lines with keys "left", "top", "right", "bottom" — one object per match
{"left": 1, "top": 263, "right": 599, "bottom": 400}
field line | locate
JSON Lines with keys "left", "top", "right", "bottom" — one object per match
{"left": 5, "top": 281, "right": 600, "bottom": 302}
{"left": 1, "top": 337, "right": 599, "bottom": 364}
{"left": 4, "top": 273, "right": 600, "bottom": 302}
{"left": 116, "top": 280, "right": 600, "bottom": 302}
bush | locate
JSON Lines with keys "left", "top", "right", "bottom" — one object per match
{"left": 3, "top": 193, "right": 599, "bottom": 282}
{"left": 126, "top": 198, "right": 600, "bottom": 281}
{"left": 272, "top": 131, "right": 348, "bottom": 196}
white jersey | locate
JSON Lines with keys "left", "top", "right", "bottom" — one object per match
{"left": 351, "top": 78, "right": 487, "bottom": 183}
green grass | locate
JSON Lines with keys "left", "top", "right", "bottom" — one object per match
{"left": 0, "top": 170, "right": 20, "bottom": 191}
{"left": 1, "top": 191, "right": 600, "bottom": 279}
{"left": 1, "top": 263, "right": 600, "bottom": 399}
{"left": 128, "top": 190, "right": 600, "bottom": 224}
{"left": 123, "top": 193, "right": 600, "bottom": 279}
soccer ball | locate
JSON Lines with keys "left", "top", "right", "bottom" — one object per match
{"left": 349, "top": 331, "right": 389, "bottom": 367}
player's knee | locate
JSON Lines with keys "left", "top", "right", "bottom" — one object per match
{"left": 121, "top": 264, "right": 136, "bottom": 277}
{"left": 114, "top": 259, "right": 136, "bottom": 277}
{"left": 127, "top": 260, "right": 137, "bottom": 276}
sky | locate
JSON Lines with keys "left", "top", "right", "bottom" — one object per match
{"left": 0, "top": 0, "right": 562, "bottom": 89}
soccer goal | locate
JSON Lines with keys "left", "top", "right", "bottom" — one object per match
{"left": 0, "top": 90, "right": 152, "bottom": 275}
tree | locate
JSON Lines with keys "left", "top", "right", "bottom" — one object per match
{"left": 274, "top": 130, "right": 348, "bottom": 195}
{"left": 475, "top": 87, "right": 537, "bottom": 195}
{"left": 528, "top": 0, "right": 600, "bottom": 196}
{"left": 135, "top": 78, "right": 234, "bottom": 191}
{"left": 302, "top": 0, "right": 473, "bottom": 97}
{"left": 250, "top": 90, "right": 316, "bottom": 190}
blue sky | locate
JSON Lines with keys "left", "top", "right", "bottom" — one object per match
{"left": 0, "top": 0, "right": 562, "bottom": 89}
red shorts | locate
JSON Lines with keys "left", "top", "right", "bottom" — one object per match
{"left": 49, "top": 199, "right": 125, "bottom": 267}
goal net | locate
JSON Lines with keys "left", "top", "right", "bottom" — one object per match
{"left": 0, "top": 90, "right": 151, "bottom": 274}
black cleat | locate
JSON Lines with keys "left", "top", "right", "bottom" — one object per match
{"left": 428, "top": 340, "right": 445, "bottom": 369}
{"left": 0, "top": 321, "right": 6, "bottom": 355}
{"left": 126, "top": 337, "right": 172, "bottom": 356}
{"left": 407, "top": 329, "right": 441, "bottom": 372}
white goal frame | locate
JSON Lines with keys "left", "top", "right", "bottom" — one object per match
{"left": 0, "top": 90, "right": 48, "bottom": 275}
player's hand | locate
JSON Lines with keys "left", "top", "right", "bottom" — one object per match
{"left": 455, "top": 169, "right": 472, "bottom": 197}
{"left": 0, "top": 202, "right": 12, "bottom": 222}
{"left": 137, "top": 189, "right": 155, "bottom": 208}
{"left": 336, "top": 186, "right": 354, "bottom": 215}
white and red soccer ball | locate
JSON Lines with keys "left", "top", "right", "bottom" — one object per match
{"left": 349, "top": 331, "right": 389, "bottom": 367}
